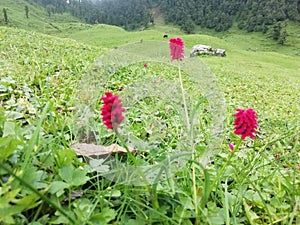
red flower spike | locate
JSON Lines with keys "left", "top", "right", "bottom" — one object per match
{"left": 169, "top": 38, "right": 184, "bottom": 61}
{"left": 143, "top": 63, "right": 148, "bottom": 67}
{"left": 234, "top": 108, "right": 258, "bottom": 140}
{"left": 101, "top": 92, "right": 125, "bottom": 130}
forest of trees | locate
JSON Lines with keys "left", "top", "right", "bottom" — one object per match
{"left": 160, "top": 0, "right": 300, "bottom": 34}
{"left": 25, "top": 0, "right": 300, "bottom": 42}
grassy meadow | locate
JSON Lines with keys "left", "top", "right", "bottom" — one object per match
{"left": 0, "top": 0, "right": 89, "bottom": 35}
{"left": 1, "top": 2, "right": 300, "bottom": 224}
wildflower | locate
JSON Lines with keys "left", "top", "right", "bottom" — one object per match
{"left": 234, "top": 108, "right": 258, "bottom": 140}
{"left": 169, "top": 37, "right": 184, "bottom": 61}
{"left": 101, "top": 92, "right": 125, "bottom": 130}
{"left": 143, "top": 63, "right": 148, "bottom": 67}
{"left": 228, "top": 144, "right": 234, "bottom": 151}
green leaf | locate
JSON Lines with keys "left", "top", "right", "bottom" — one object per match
{"left": 49, "top": 181, "right": 70, "bottom": 197}
{"left": 89, "top": 158, "right": 110, "bottom": 173}
{"left": 56, "top": 149, "right": 76, "bottom": 166}
{"left": 174, "top": 206, "right": 192, "bottom": 223}
{"left": 105, "top": 189, "right": 121, "bottom": 198}
{"left": 89, "top": 208, "right": 116, "bottom": 225}
{"left": 179, "top": 196, "right": 194, "bottom": 210}
{"left": 125, "top": 219, "right": 146, "bottom": 225}
{"left": 0, "top": 136, "right": 21, "bottom": 162}
{"left": 0, "top": 205, "right": 25, "bottom": 224}
{"left": 5, "top": 111, "right": 24, "bottom": 120}
{"left": 59, "top": 166, "right": 89, "bottom": 187}
{"left": 21, "top": 167, "right": 37, "bottom": 188}
{"left": 13, "top": 193, "right": 41, "bottom": 210}
{"left": 72, "top": 198, "right": 93, "bottom": 221}
{"left": 28, "top": 222, "right": 43, "bottom": 225}
{"left": 243, "top": 199, "right": 259, "bottom": 225}
{"left": 0, "top": 84, "right": 7, "bottom": 92}
{"left": 51, "top": 210, "right": 76, "bottom": 225}
{"left": 3, "top": 122, "right": 16, "bottom": 137}
{"left": 33, "top": 170, "right": 48, "bottom": 189}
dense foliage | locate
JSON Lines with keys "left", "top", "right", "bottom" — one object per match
{"left": 25, "top": 0, "right": 300, "bottom": 40}
{"left": 25, "top": 0, "right": 151, "bottom": 30}
{"left": 161, "top": 0, "right": 300, "bottom": 33}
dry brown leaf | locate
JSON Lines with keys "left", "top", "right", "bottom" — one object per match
{"left": 71, "top": 143, "right": 135, "bottom": 157}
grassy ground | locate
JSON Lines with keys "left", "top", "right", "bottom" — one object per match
{"left": 0, "top": 0, "right": 88, "bottom": 35}
{"left": 0, "top": 1, "right": 300, "bottom": 224}
{"left": 66, "top": 22, "right": 300, "bottom": 124}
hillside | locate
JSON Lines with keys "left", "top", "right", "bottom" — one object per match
{"left": 1, "top": 0, "right": 300, "bottom": 51}
{"left": 1, "top": 1, "right": 300, "bottom": 224}
{"left": 1, "top": 0, "right": 299, "bottom": 133}
{"left": 0, "top": 0, "right": 87, "bottom": 35}
{"left": 4, "top": 0, "right": 300, "bottom": 41}
{"left": 1, "top": 24, "right": 300, "bottom": 224}
{"left": 1, "top": 0, "right": 299, "bottom": 143}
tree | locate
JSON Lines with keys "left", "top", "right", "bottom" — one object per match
{"left": 25, "top": 5, "right": 29, "bottom": 19}
{"left": 270, "top": 21, "right": 288, "bottom": 45}
{"left": 25, "top": 0, "right": 300, "bottom": 35}
{"left": 285, "top": 0, "right": 300, "bottom": 21}
{"left": 278, "top": 28, "right": 287, "bottom": 45}
{"left": 46, "top": 5, "right": 55, "bottom": 17}
{"left": 181, "top": 17, "right": 195, "bottom": 34}
{"left": 271, "top": 21, "right": 282, "bottom": 41}
{"left": 3, "top": 8, "right": 8, "bottom": 24}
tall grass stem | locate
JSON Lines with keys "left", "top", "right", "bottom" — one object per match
{"left": 177, "top": 64, "right": 199, "bottom": 224}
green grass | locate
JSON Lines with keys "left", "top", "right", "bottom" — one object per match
{"left": 194, "top": 21, "right": 300, "bottom": 55}
{"left": 0, "top": 0, "right": 88, "bottom": 35}
{"left": 0, "top": 2, "right": 300, "bottom": 224}
{"left": 66, "top": 22, "right": 300, "bottom": 126}
{"left": 65, "top": 24, "right": 182, "bottom": 48}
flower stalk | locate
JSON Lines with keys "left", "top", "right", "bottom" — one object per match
{"left": 170, "top": 37, "right": 199, "bottom": 223}
{"left": 178, "top": 64, "right": 190, "bottom": 130}
{"left": 101, "top": 92, "right": 159, "bottom": 209}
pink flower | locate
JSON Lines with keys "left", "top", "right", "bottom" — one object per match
{"left": 169, "top": 38, "right": 184, "bottom": 61}
{"left": 234, "top": 108, "right": 258, "bottom": 140}
{"left": 101, "top": 92, "right": 125, "bottom": 130}
{"left": 228, "top": 144, "right": 234, "bottom": 151}
{"left": 143, "top": 63, "right": 148, "bottom": 67}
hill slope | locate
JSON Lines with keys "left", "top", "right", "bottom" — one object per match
{"left": 0, "top": 0, "right": 84, "bottom": 35}
{"left": 1, "top": 25, "right": 299, "bottom": 224}
{"left": 67, "top": 23, "right": 300, "bottom": 126}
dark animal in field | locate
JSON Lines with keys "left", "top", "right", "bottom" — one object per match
{"left": 163, "top": 34, "right": 168, "bottom": 38}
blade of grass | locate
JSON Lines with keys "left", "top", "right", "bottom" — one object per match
{"left": 21, "top": 102, "right": 50, "bottom": 171}
{"left": 0, "top": 163, "right": 76, "bottom": 224}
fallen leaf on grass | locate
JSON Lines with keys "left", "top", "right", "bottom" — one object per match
{"left": 71, "top": 143, "right": 135, "bottom": 157}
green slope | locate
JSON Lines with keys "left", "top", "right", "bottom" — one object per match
{"left": 0, "top": 26, "right": 102, "bottom": 117}
{"left": 0, "top": 0, "right": 86, "bottom": 35}
{"left": 1, "top": 25, "right": 299, "bottom": 224}
{"left": 68, "top": 22, "right": 300, "bottom": 122}
{"left": 67, "top": 24, "right": 183, "bottom": 48}
{"left": 1, "top": 0, "right": 299, "bottom": 135}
